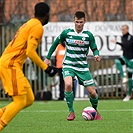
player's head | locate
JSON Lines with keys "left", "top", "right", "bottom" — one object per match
{"left": 34, "top": 2, "right": 50, "bottom": 26}
{"left": 74, "top": 11, "right": 85, "bottom": 20}
{"left": 121, "top": 25, "right": 129, "bottom": 35}
{"left": 74, "top": 11, "right": 85, "bottom": 33}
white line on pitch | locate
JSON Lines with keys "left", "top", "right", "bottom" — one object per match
{"left": 20, "top": 109, "right": 133, "bottom": 113}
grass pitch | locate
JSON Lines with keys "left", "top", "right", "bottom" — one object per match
{"left": 0, "top": 99, "right": 133, "bottom": 133}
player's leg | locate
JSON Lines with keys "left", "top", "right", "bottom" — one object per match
{"left": 64, "top": 76, "right": 74, "bottom": 112}
{"left": 0, "top": 108, "right": 6, "bottom": 118}
{"left": 76, "top": 71, "right": 98, "bottom": 109}
{"left": 0, "top": 80, "right": 34, "bottom": 117}
{"left": 0, "top": 95, "right": 27, "bottom": 131}
{"left": 24, "top": 79, "right": 34, "bottom": 108}
{"left": 123, "top": 72, "right": 132, "bottom": 101}
{"left": 115, "top": 57, "right": 127, "bottom": 83}
{"left": 64, "top": 76, "right": 75, "bottom": 120}
{"left": 25, "top": 88, "right": 34, "bottom": 107}
{"left": 0, "top": 80, "right": 34, "bottom": 131}
{"left": 77, "top": 70, "right": 102, "bottom": 120}
{"left": 115, "top": 58, "right": 125, "bottom": 78}
{"left": 123, "top": 59, "right": 133, "bottom": 101}
{"left": 0, "top": 67, "right": 34, "bottom": 131}
{"left": 86, "top": 86, "right": 102, "bottom": 120}
{"left": 63, "top": 68, "right": 75, "bottom": 120}
{"left": 86, "top": 86, "right": 98, "bottom": 110}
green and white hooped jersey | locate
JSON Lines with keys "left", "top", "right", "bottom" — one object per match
{"left": 62, "top": 28, "right": 98, "bottom": 71}
{"left": 46, "top": 27, "right": 99, "bottom": 72}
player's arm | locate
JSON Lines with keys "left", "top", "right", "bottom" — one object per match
{"left": 26, "top": 41, "right": 48, "bottom": 70}
{"left": 111, "top": 39, "right": 123, "bottom": 46}
{"left": 45, "top": 30, "right": 66, "bottom": 60}
{"left": 46, "top": 37, "right": 61, "bottom": 60}
{"left": 26, "top": 44, "right": 57, "bottom": 77}
{"left": 89, "top": 33, "right": 100, "bottom": 62}
{"left": 26, "top": 24, "right": 57, "bottom": 77}
{"left": 44, "top": 37, "right": 61, "bottom": 65}
{"left": 116, "top": 36, "right": 133, "bottom": 47}
{"left": 111, "top": 36, "right": 133, "bottom": 47}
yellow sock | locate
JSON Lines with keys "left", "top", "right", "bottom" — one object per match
{"left": 0, "top": 107, "right": 6, "bottom": 118}
{"left": 1, "top": 95, "right": 27, "bottom": 125}
{"left": 0, "top": 119, "right": 7, "bottom": 131}
{"left": 0, "top": 124, "right": 3, "bottom": 131}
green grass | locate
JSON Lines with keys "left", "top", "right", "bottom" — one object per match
{"left": 0, "top": 100, "right": 133, "bottom": 133}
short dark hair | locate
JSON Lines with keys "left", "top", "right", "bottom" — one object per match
{"left": 74, "top": 11, "right": 85, "bottom": 19}
{"left": 34, "top": 2, "right": 50, "bottom": 17}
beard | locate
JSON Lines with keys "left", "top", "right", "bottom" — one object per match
{"left": 42, "top": 16, "right": 49, "bottom": 26}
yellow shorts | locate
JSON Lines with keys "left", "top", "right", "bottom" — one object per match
{"left": 0, "top": 63, "right": 31, "bottom": 96}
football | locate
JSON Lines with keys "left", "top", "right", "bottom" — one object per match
{"left": 82, "top": 107, "right": 96, "bottom": 120}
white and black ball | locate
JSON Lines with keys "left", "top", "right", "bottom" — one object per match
{"left": 82, "top": 107, "right": 96, "bottom": 121}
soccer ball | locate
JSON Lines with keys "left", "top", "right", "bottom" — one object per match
{"left": 82, "top": 107, "right": 96, "bottom": 121}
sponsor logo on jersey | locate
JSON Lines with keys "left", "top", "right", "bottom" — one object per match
{"left": 66, "top": 38, "right": 84, "bottom": 45}
{"left": 66, "top": 39, "right": 75, "bottom": 43}
{"left": 74, "top": 40, "right": 84, "bottom": 45}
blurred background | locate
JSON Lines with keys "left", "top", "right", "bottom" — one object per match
{"left": 0, "top": 0, "right": 133, "bottom": 100}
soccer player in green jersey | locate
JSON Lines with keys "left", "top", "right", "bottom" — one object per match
{"left": 44, "top": 11, "right": 102, "bottom": 121}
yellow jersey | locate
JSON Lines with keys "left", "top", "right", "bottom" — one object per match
{"left": 0, "top": 18, "right": 47, "bottom": 70}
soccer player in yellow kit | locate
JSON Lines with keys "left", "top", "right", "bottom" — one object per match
{"left": 0, "top": 2, "right": 57, "bottom": 131}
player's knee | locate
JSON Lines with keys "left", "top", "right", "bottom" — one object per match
{"left": 87, "top": 87, "right": 97, "bottom": 98}
{"left": 15, "top": 99, "right": 27, "bottom": 109}
{"left": 65, "top": 82, "right": 72, "bottom": 91}
{"left": 13, "top": 95, "right": 27, "bottom": 109}
{"left": 27, "top": 96, "right": 34, "bottom": 107}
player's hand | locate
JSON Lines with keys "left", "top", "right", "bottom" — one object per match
{"left": 45, "top": 66, "right": 58, "bottom": 77}
{"left": 94, "top": 55, "right": 101, "bottom": 62}
{"left": 44, "top": 58, "right": 51, "bottom": 65}
{"left": 110, "top": 39, "right": 117, "bottom": 44}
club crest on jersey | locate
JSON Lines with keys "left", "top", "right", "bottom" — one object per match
{"left": 82, "top": 37, "right": 86, "bottom": 41}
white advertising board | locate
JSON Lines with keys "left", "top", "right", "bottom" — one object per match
{"left": 41, "top": 21, "right": 133, "bottom": 56}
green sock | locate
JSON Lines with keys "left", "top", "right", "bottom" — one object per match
{"left": 115, "top": 59, "right": 125, "bottom": 78}
{"left": 128, "top": 78, "right": 132, "bottom": 95}
{"left": 64, "top": 91, "right": 74, "bottom": 112}
{"left": 90, "top": 94, "right": 98, "bottom": 111}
